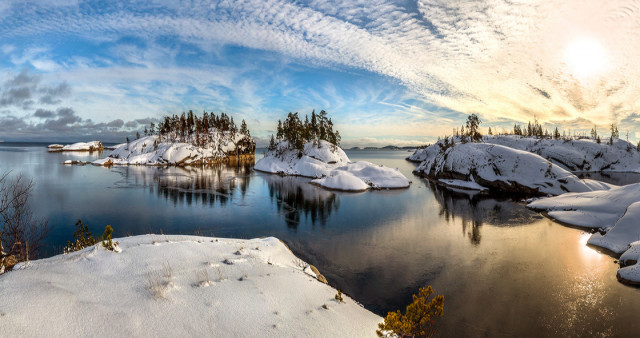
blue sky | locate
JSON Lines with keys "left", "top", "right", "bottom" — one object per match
{"left": 1, "top": 1, "right": 639, "bottom": 146}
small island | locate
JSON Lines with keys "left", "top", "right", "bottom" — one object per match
{"left": 407, "top": 117, "right": 637, "bottom": 196}
{"left": 254, "top": 110, "right": 410, "bottom": 191}
{"left": 93, "top": 111, "right": 255, "bottom": 166}
{"left": 48, "top": 141, "right": 104, "bottom": 152}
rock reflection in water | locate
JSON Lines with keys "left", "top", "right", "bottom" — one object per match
{"left": 264, "top": 175, "right": 339, "bottom": 229}
{"left": 429, "top": 181, "right": 541, "bottom": 244}
{"left": 114, "top": 163, "right": 253, "bottom": 207}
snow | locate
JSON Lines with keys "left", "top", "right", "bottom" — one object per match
{"left": 528, "top": 184, "right": 640, "bottom": 283}
{"left": 0, "top": 235, "right": 381, "bottom": 336}
{"left": 528, "top": 184, "right": 640, "bottom": 252}
{"left": 104, "top": 143, "right": 126, "bottom": 150}
{"left": 409, "top": 135, "right": 640, "bottom": 172}
{"left": 618, "top": 241, "right": 640, "bottom": 285}
{"left": 312, "top": 171, "right": 370, "bottom": 191}
{"left": 255, "top": 140, "right": 411, "bottom": 191}
{"left": 48, "top": 141, "right": 103, "bottom": 151}
{"left": 412, "top": 141, "right": 613, "bottom": 196}
{"left": 93, "top": 133, "right": 253, "bottom": 166}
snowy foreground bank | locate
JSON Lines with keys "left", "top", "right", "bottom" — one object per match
{"left": 529, "top": 184, "right": 640, "bottom": 284}
{"left": 254, "top": 140, "right": 410, "bottom": 191}
{"left": 412, "top": 140, "right": 612, "bottom": 196}
{"left": 0, "top": 235, "right": 381, "bottom": 336}
{"left": 93, "top": 133, "right": 254, "bottom": 166}
{"left": 48, "top": 141, "right": 104, "bottom": 152}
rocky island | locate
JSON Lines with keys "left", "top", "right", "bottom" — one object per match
{"left": 93, "top": 111, "right": 255, "bottom": 166}
{"left": 254, "top": 111, "right": 410, "bottom": 191}
{"left": 48, "top": 141, "right": 104, "bottom": 152}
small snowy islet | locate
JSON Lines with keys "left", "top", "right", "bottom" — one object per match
{"left": 254, "top": 140, "right": 411, "bottom": 191}
{"left": 93, "top": 133, "right": 252, "bottom": 166}
{"left": 48, "top": 141, "right": 103, "bottom": 152}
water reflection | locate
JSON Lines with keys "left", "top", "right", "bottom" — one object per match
{"left": 263, "top": 174, "right": 340, "bottom": 229}
{"left": 429, "top": 182, "right": 541, "bottom": 245}
{"left": 109, "top": 163, "right": 253, "bottom": 207}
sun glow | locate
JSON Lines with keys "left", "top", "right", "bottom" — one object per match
{"left": 563, "top": 37, "right": 608, "bottom": 81}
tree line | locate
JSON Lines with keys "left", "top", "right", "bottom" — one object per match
{"left": 268, "top": 110, "right": 341, "bottom": 154}
{"left": 130, "top": 110, "right": 252, "bottom": 150}
{"left": 439, "top": 114, "right": 638, "bottom": 151}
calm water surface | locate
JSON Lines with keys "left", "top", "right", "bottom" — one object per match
{"left": 2, "top": 143, "right": 640, "bottom": 336}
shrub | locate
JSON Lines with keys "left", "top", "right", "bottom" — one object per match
{"left": 1, "top": 171, "right": 49, "bottom": 268}
{"left": 376, "top": 286, "right": 444, "bottom": 337}
{"left": 101, "top": 225, "right": 119, "bottom": 251}
{"left": 63, "top": 219, "right": 96, "bottom": 254}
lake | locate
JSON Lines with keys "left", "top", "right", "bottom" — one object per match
{"left": 2, "top": 143, "right": 640, "bottom": 336}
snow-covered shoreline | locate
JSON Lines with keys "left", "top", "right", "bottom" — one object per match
{"left": 255, "top": 140, "right": 411, "bottom": 191}
{"left": 409, "top": 135, "right": 640, "bottom": 173}
{"left": 0, "top": 235, "right": 381, "bottom": 336}
{"left": 411, "top": 140, "right": 613, "bottom": 196}
{"left": 528, "top": 184, "right": 640, "bottom": 284}
{"left": 93, "top": 134, "right": 254, "bottom": 166}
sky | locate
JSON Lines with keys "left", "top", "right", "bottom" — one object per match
{"left": 1, "top": 0, "right": 640, "bottom": 147}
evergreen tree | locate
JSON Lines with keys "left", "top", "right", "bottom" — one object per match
{"left": 276, "top": 120, "right": 283, "bottom": 140}
{"left": 240, "top": 119, "right": 250, "bottom": 136}
{"left": 465, "top": 114, "right": 482, "bottom": 142}
{"left": 268, "top": 134, "right": 276, "bottom": 151}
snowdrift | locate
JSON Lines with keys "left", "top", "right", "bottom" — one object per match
{"left": 254, "top": 140, "right": 410, "bottom": 191}
{"left": 409, "top": 135, "right": 640, "bottom": 173}
{"left": 0, "top": 235, "right": 381, "bottom": 336}
{"left": 412, "top": 141, "right": 613, "bottom": 196}
{"left": 528, "top": 184, "right": 640, "bottom": 284}
{"left": 93, "top": 133, "right": 254, "bottom": 166}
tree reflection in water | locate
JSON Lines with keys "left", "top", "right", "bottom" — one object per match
{"left": 265, "top": 175, "right": 340, "bottom": 229}
{"left": 116, "top": 162, "right": 253, "bottom": 207}
{"left": 428, "top": 181, "right": 541, "bottom": 245}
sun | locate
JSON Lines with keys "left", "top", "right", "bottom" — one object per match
{"left": 563, "top": 37, "right": 608, "bottom": 81}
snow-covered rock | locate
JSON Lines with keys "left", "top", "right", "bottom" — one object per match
{"left": 93, "top": 133, "right": 254, "bottom": 166}
{"left": 104, "top": 143, "right": 125, "bottom": 150}
{"left": 528, "top": 184, "right": 640, "bottom": 284}
{"left": 255, "top": 141, "right": 410, "bottom": 191}
{"left": 528, "top": 184, "right": 640, "bottom": 252}
{"left": 0, "top": 235, "right": 381, "bottom": 336}
{"left": 409, "top": 135, "right": 640, "bottom": 172}
{"left": 412, "top": 141, "right": 613, "bottom": 196}
{"left": 48, "top": 141, "right": 104, "bottom": 152}
{"left": 618, "top": 241, "right": 640, "bottom": 285}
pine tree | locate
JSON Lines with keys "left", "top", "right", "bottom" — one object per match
{"left": 276, "top": 120, "right": 283, "bottom": 141}
{"left": 268, "top": 135, "right": 276, "bottom": 151}
{"left": 465, "top": 114, "right": 482, "bottom": 142}
{"left": 240, "top": 119, "right": 250, "bottom": 136}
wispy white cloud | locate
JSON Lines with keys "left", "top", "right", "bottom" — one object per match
{"left": 1, "top": 0, "right": 639, "bottom": 143}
